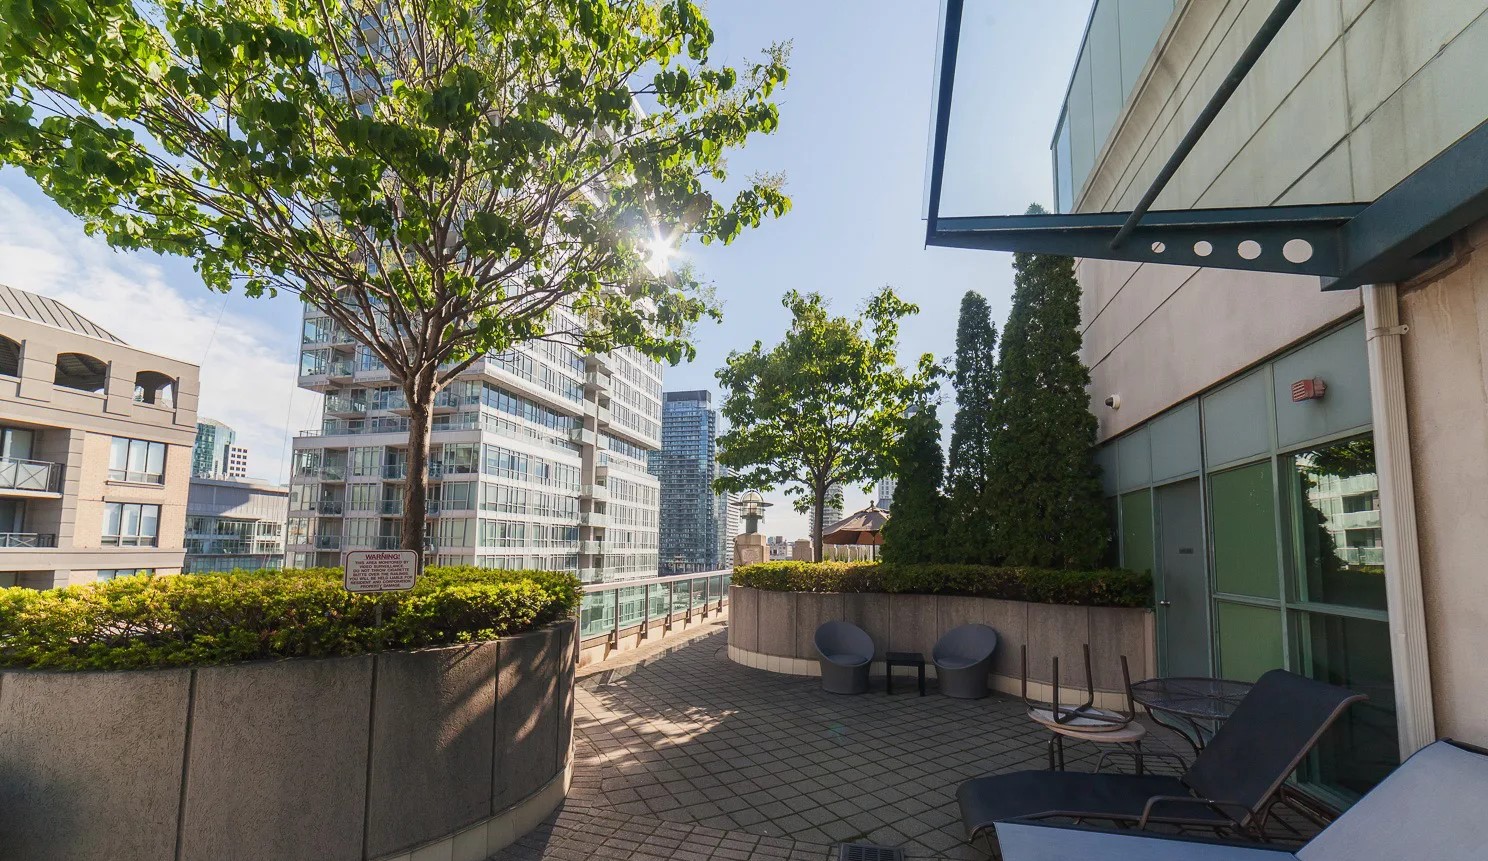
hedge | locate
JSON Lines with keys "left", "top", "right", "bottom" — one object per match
{"left": 732, "top": 561, "right": 1151, "bottom": 608}
{"left": 0, "top": 566, "right": 581, "bottom": 671}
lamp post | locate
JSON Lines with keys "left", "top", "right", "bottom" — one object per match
{"left": 734, "top": 490, "right": 771, "bottom": 566}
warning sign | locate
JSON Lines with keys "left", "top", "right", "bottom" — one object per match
{"left": 344, "top": 550, "right": 420, "bottom": 593}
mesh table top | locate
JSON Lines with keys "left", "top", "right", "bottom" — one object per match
{"left": 1129, "top": 677, "right": 1254, "bottom": 721}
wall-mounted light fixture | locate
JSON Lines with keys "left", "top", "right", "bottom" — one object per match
{"left": 1291, "top": 378, "right": 1327, "bottom": 402}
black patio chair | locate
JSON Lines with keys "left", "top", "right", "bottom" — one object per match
{"left": 932, "top": 623, "right": 999, "bottom": 699}
{"left": 956, "top": 669, "right": 1365, "bottom": 848}
{"left": 814, "top": 621, "right": 873, "bottom": 694}
{"left": 991, "top": 739, "right": 1488, "bottom": 861}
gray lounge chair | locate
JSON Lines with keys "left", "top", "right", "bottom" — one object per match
{"left": 814, "top": 621, "right": 873, "bottom": 694}
{"left": 932, "top": 623, "right": 998, "bottom": 699}
{"left": 993, "top": 739, "right": 1488, "bottom": 861}
{"left": 957, "top": 669, "right": 1365, "bottom": 846}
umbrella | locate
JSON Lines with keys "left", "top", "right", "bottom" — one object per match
{"left": 821, "top": 504, "right": 889, "bottom": 546}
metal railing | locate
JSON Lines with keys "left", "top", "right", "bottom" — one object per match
{"left": 0, "top": 457, "right": 61, "bottom": 493}
{"left": 0, "top": 532, "right": 57, "bottom": 548}
{"left": 578, "top": 569, "right": 731, "bottom": 646}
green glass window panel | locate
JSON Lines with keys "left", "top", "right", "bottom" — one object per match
{"left": 1119, "top": 490, "right": 1154, "bottom": 575}
{"left": 1297, "top": 613, "right": 1398, "bottom": 797}
{"left": 1287, "top": 437, "right": 1387, "bottom": 612}
{"left": 617, "top": 586, "right": 646, "bottom": 629}
{"left": 580, "top": 592, "right": 613, "bottom": 639}
{"left": 649, "top": 584, "right": 669, "bottom": 619}
{"left": 1217, "top": 601, "right": 1284, "bottom": 682}
{"left": 1211, "top": 463, "right": 1281, "bottom": 598}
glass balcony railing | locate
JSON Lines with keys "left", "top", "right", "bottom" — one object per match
{"left": 379, "top": 499, "right": 403, "bottom": 515}
{"left": 0, "top": 532, "right": 57, "bottom": 548}
{"left": 313, "top": 535, "right": 342, "bottom": 550}
{"left": 578, "top": 570, "right": 732, "bottom": 641}
{"left": 0, "top": 457, "right": 61, "bottom": 493}
{"left": 316, "top": 500, "right": 345, "bottom": 516}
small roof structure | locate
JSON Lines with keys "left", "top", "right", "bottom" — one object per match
{"left": 821, "top": 504, "right": 889, "bottom": 546}
{"left": 0, "top": 283, "right": 123, "bottom": 344}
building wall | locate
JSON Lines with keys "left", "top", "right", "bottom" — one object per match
{"left": 1396, "top": 224, "right": 1488, "bottom": 743}
{"left": 0, "top": 300, "right": 197, "bottom": 585}
{"left": 1074, "top": 0, "right": 1488, "bottom": 439}
{"left": 185, "top": 477, "right": 288, "bottom": 573}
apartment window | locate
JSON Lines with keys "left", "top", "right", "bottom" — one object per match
{"left": 0, "top": 335, "right": 19, "bottom": 377}
{"left": 109, "top": 437, "right": 166, "bottom": 484}
{"left": 102, "top": 502, "right": 160, "bottom": 547}
{"left": 97, "top": 568, "right": 154, "bottom": 581}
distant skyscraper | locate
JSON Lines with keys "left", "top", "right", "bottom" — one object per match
{"left": 649, "top": 390, "right": 724, "bottom": 573}
{"left": 192, "top": 418, "right": 239, "bottom": 479}
{"left": 718, "top": 466, "right": 740, "bottom": 566}
{"left": 822, "top": 481, "right": 846, "bottom": 528}
{"left": 874, "top": 477, "right": 896, "bottom": 510}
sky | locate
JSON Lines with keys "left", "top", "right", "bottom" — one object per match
{"left": 0, "top": 0, "right": 1091, "bottom": 541}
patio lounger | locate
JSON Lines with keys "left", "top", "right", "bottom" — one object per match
{"left": 932, "top": 623, "right": 998, "bottom": 699}
{"left": 814, "top": 621, "right": 874, "bottom": 694}
{"left": 957, "top": 669, "right": 1365, "bottom": 845}
{"left": 992, "top": 739, "right": 1488, "bottom": 861}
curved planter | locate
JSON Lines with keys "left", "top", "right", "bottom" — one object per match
{"left": 727, "top": 586, "right": 1154, "bottom": 707}
{"left": 0, "top": 619, "right": 576, "bottom": 861}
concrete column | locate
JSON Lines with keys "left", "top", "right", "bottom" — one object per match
{"left": 1362, "top": 282, "right": 1436, "bottom": 756}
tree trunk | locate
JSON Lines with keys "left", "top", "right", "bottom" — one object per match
{"left": 812, "top": 486, "right": 825, "bottom": 563}
{"left": 401, "top": 367, "right": 437, "bottom": 556}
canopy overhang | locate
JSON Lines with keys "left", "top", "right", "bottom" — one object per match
{"left": 924, "top": 0, "right": 1488, "bottom": 292}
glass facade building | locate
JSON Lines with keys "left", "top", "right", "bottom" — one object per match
{"left": 648, "top": 390, "right": 728, "bottom": 574}
{"left": 288, "top": 306, "right": 662, "bottom": 582}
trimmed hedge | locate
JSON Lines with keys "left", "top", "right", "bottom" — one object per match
{"left": 732, "top": 561, "right": 1151, "bottom": 608}
{"left": 0, "top": 566, "right": 580, "bottom": 671}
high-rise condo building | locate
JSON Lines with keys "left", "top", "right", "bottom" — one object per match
{"left": 288, "top": 306, "right": 662, "bottom": 582}
{"left": 192, "top": 417, "right": 249, "bottom": 479}
{"left": 0, "top": 284, "right": 198, "bottom": 587}
{"left": 649, "top": 390, "right": 724, "bottom": 574}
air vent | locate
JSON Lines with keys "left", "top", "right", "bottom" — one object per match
{"left": 837, "top": 843, "right": 904, "bottom": 861}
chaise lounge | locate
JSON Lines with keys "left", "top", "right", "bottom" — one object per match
{"left": 957, "top": 669, "right": 1365, "bottom": 847}
{"left": 992, "top": 738, "right": 1488, "bottom": 861}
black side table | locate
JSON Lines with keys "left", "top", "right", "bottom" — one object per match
{"left": 885, "top": 651, "right": 926, "bottom": 696}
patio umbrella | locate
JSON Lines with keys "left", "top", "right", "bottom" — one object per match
{"left": 821, "top": 504, "right": 889, "bottom": 546}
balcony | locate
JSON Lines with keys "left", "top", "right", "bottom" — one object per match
{"left": 0, "top": 457, "right": 61, "bottom": 494}
{"left": 326, "top": 359, "right": 354, "bottom": 380}
{"left": 316, "top": 500, "right": 345, "bottom": 516}
{"left": 324, "top": 397, "right": 368, "bottom": 416}
{"left": 379, "top": 500, "right": 403, "bottom": 515}
{"left": 313, "top": 535, "right": 342, "bottom": 550}
{"left": 382, "top": 464, "right": 408, "bottom": 480}
{"left": 583, "top": 483, "right": 609, "bottom": 501}
{"left": 0, "top": 533, "right": 56, "bottom": 548}
{"left": 580, "top": 540, "right": 602, "bottom": 555}
{"left": 374, "top": 536, "right": 400, "bottom": 549}
{"left": 1331, "top": 509, "right": 1382, "bottom": 530}
{"left": 580, "top": 511, "right": 609, "bottom": 528}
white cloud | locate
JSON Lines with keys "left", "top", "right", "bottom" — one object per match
{"left": 0, "top": 185, "right": 320, "bottom": 484}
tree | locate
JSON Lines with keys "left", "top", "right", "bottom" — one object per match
{"left": 716, "top": 289, "right": 936, "bottom": 561}
{"left": 991, "top": 204, "right": 1109, "bottom": 568}
{"left": 879, "top": 402, "right": 946, "bottom": 564}
{"left": 0, "top": 0, "right": 789, "bottom": 552}
{"left": 944, "top": 290, "right": 1000, "bottom": 564}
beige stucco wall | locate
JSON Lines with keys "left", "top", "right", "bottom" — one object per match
{"left": 0, "top": 304, "right": 198, "bottom": 585}
{"left": 1077, "top": 0, "right": 1488, "bottom": 438}
{"left": 1397, "top": 224, "right": 1488, "bottom": 744}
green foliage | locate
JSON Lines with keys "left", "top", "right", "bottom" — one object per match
{"left": 990, "top": 205, "right": 1111, "bottom": 568}
{"left": 733, "top": 561, "right": 1151, "bottom": 608}
{"left": 945, "top": 291, "right": 1001, "bottom": 564}
{"left": 879, "top": 403, "right": 947, "bottom": 564}
{"left": 715, "top": 288, "right": 937, "bottom": 560}
{"left": 0, "top": 0, "right": 790, "bottom": 549}
{"left": 0, "top": 567, "right": 580, "bottom": 671}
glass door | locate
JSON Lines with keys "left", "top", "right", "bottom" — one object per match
{"left": 1283, "top": 436, "right": 1398, "bottom": 799}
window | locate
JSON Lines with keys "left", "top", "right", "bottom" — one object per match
{"left": 102, "top": 502, "right": 160, "bottom": 546}
{"left": 54, "top": 352, "right": 107, "bottom": 392}
{"left": 109, "top": 437, "right": 166, "bottom": 484}
{"left": 133, "top": 371, "right": 176, "bottom": 406}
{"left": 97, "top": 568, "right": 154, "bottom": 581}
{"left": 0, "top": 335, "right": 19, "bottom": 377}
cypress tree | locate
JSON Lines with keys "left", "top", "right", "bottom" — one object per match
{"left": 991, "top": 204, "right": 1109, "bottom": 568}
{"left": 945, "top": 291, "right": 1001, "bottom": 564}
{"left": 880, "top": 404, "right": 947, "bottom": 563}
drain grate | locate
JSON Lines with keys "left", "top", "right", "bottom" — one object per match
{"left": 837, "top": 843, "right": 904, "bottom": 861}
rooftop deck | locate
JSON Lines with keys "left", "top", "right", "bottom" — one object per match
{"left": 495, "top": 624, "right": 1190, "bottom": 861}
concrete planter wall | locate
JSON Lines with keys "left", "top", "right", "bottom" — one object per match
{"left": 0, "top": 619, "right": 576, "bottom": 861}
{"left": 727, "top": 586, "right": 1154, "bottom": 706}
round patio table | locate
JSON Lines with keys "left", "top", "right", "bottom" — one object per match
{"left": 1128, "top": 676, "right": 1254, "bottom": 757}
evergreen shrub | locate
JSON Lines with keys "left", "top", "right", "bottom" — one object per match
{"left": 0, "top": 567, "right": 580, "bottom": 671}
{"left": 733, "top": 561, "right": 1150, "bottom": 608}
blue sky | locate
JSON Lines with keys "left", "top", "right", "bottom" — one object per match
{"left": 0, "top": 1, "right": 1091, "bottom": 540}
